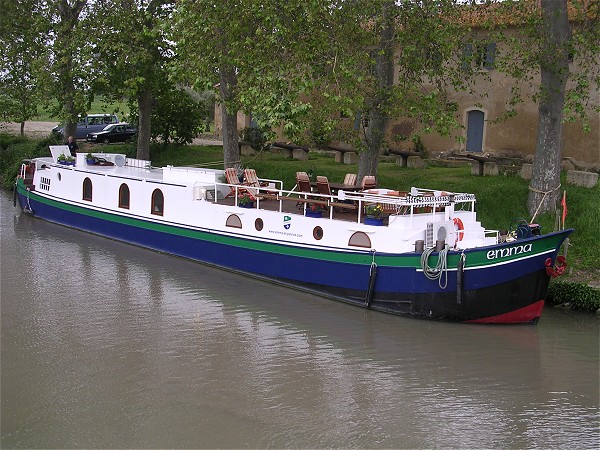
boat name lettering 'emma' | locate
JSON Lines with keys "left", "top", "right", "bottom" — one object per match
{"left": 14, "top": 146, "right": 572, "bottom": 324}
{"left": 486, "top": 243, "right": 532, "bottom": 260}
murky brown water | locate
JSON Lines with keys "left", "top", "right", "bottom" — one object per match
{"left": 1, "top": 190, "right": 598, "bottom": 448}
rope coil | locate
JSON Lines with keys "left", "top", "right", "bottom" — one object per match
{"left": 420, "top": 245, "right": 449, "bottom": 289}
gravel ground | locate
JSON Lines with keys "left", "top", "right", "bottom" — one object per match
{"left": 0, "top": 121, "right": 56, "bottom": 138}
{"left": 0, "top": 121, "right": 223, "bottom": 146}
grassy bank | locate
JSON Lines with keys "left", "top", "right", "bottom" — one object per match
{"left": 2, "top": 134, "right": 598, "bottom": 311}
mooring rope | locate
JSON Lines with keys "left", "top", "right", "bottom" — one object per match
{"left": 420, "top": 245, "right": 450, "bottom": 289}
{"left": 528, "top": 183, "right": 561, "bottom": 223}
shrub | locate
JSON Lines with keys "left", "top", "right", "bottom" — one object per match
{"left": 240, "top": 126, "right": 271, "bottom": 152}
{"left": 0, "top": 134, "right": 55, "bottom": 188}
{"left": 547, "top": 281, "right": 600, "bottom": 312}
{"left": 0, "top": 133, "right": 27, "bottom": 151}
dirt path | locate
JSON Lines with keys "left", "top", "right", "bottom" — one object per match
{"left": 0, "top": 121, "right": 57, "bottom": 138}
{"left": 0, "top": 121, "right": 223, "bottom": 146}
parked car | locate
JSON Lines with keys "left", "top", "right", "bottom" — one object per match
{"left": 86, "top": 123, "right": 137, "bottom": 144}
{"left": 52, "top": 113, "right": 120, "bottom": 139}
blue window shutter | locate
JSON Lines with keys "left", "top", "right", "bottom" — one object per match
{"left": 485, "top": 43, "right": 496, "bottom": 70}
{"left": 462, "top": 43, "right": 473, "bottom": 72}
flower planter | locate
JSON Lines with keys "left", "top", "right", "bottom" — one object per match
{"left": 86, "top": 158, "right": 97, "bottom": 165}
{"left": 238, "top": 202, "right": 254, "bottom": 208}
{"left": 364, "top": 216, "right": 383, "bottom": 226}
{"left": 59, "top": 160, "right": 75, "bottom": 166}
{"left": 305, "top": 210, "right": 322, "bottom": 218}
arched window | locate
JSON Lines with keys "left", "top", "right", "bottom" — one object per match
{"left": 151, "top": 189, "right": 164, "bottom": 216}
{"left": 348, "top": 231, "right": 371, "bottom": 248}
{"left": 119, "top": 183, "right": 130, "bottom": 209}
{"left": 83, "top": 177, "right": 92, "bottom": 201}
{"left": 226, "top": 214, "right": 242, "bottom": 229}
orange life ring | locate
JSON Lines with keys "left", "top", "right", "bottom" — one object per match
{"left": 453, "top": 218, "right": 464, "bottom": 242}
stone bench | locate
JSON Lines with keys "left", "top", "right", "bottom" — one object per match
{"left": 567, "top": 170, "right": 599, "bottom": 188}
{"left": 327, "top": 144, "right": 359, "bottom": 164}
{"left": 387, "top": 149, "right": 426, "bottom": 168}
{"left": 462, "top": 153, "right": 498, "bottom": 176}
{"left": 270, "top": 142, "right": 309, "bottom": 161}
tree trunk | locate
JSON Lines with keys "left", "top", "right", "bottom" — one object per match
{"left": 20, "top": 121, "right": 25, "bottom": 136}
{"left": 358, "top": 1, "right": 395, "bottom": 184}
{"left": 137, "top": 89, "right": 153, "bottom": 160}
{"left": 64, "top": 93, "right": 77, "bottom": 140}
{"left": 219, "top": 63, "right": 240, "bottom": 169}
{"left": 528, "top": 0, "right": 570, "bottom": 219}
{"left": 57, "top": 0, "right": 85, "bottom": 141}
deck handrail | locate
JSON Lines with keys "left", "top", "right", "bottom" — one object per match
{"left": 203, "top": 179, "right": 480, "bottom": 226}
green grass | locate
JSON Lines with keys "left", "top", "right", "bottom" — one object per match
{"left": 31, "top": 96, "right": 131, "bottom": 122}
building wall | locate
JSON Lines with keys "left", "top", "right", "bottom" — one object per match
{"left": 389, "top": 32, "right": 599, "bottom": 166}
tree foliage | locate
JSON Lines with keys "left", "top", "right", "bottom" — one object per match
{"left": 87, "top": 0, "right": 176, "bottom": 159}
{"left": 0, "top": 0, "right": 48, "bottom": 135}
{"left": 127, "top": 85, "right": 208, "bottom": 145}
{"left": 474, "top": 0, "right": 599, "bottom": 216}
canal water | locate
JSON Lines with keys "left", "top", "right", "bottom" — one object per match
{"left": 1, "top": 190, "right": 598, "bottom": 448}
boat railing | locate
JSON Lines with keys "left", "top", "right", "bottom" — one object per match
{"left": 207, "top": 180, "right": 479, "bottom": 226}
{"left": 125, "top": 158, "right": 151, "bottom": 169}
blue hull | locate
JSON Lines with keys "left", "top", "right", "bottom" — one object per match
{"left": 16, "top": 186, "right": 572, "bottom": 323}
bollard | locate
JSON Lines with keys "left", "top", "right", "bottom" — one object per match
{"left": 435, "top": 239, "right": 445, "bottom": 252}
{"left": 415, "top": 240, "right": 424, "bottom": 253}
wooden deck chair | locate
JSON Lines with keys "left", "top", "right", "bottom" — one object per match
{"left": 316, "top": 176, "right": 334, "bottom": 213}
{"left": 361, "top": 175, "right": 377, "bottom": 191}
{"left": 243, "top": 168, "right": 269, "bottom": 188}
{"left": 225, "top": 167, "right": 253, "bottom": 199}
{"left": 244, "top": 168, "right": 278, "bottom": 200}
{"left": 295, "top": 172, "right": 313, "bottom": 209}
{"left": 296, "top": 172, "right": 313, "bottom": 194}
{"left": 316, "top": 176, "right": 332, "bottom": 196}
{"left": 343, "top": 173, "right": 357, "bottom": 186}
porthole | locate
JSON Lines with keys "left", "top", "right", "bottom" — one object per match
{"left": 313, "top": 226, "right": 323, "bottom": 240}
{"left": 57, "top": 173, "right": 61, "bottom": 181}
{"left": 255, "top": 218, "right": 263, "bottom": 231}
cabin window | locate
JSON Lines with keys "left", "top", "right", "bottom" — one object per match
{"left": 119, "top": 183, "right": 130, "bottom": 209}
{"left": 255, "top": 218, "right": 263, "bottom": 231}
{"left": 226, "top": 214, "right": 242, "bottom": 229}
{"left": 348, "top": 231, "right": 372, "bottom": 248}
{"left": 83, "top": 177, "right": 92, "bottom": 201}
{"left": 151, "top": 188, "right": 164, "bottom": 216}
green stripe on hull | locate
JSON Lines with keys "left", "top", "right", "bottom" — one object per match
{"left": 16, "top": 179, "right": 563, "bottom": 272}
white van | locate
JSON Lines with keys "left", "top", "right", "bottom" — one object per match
{"left": 53, "top": 113, "right": 120, "bottom": 139}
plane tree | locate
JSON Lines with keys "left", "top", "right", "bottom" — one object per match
{"left": 0, "top": 0, "right": 49, "bottom": 135}
{"left": 174, "top": 0, "right": 477, "bottom": 179}
{"left": 43, "top": 0, "right": 91, "bottom": 140}
{"left": 86, "top": 0, "right": 176, "bottom": 160}
{"left": 464, "top": 0, "right": 598, "bottom": 217}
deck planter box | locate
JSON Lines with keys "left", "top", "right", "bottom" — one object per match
{"left": 364, "top": 217, "right": 383, "bottom": 226}
{"left": 305, "top": 210, "right": 322, "bottom": 218}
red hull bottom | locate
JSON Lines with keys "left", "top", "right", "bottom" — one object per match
{"left": 465, "top": 300, "right": 545, "bottom": 324}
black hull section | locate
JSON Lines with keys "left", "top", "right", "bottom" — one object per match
{"left": 295, "top": 268, "right": 550, "bottom": 323}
